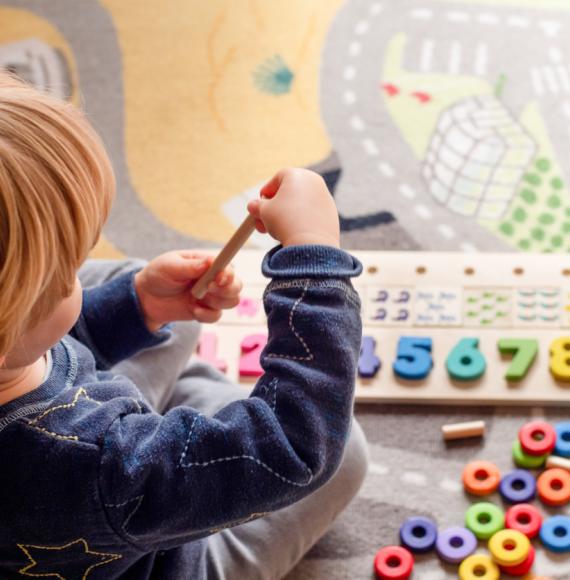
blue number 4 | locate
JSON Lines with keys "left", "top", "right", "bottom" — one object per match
{"left": 393, "top": 337, "right": 433, "bottom": 380}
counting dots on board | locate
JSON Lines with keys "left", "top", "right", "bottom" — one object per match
{"left": 497, "top": 338, "right": 538, "bottom": 381}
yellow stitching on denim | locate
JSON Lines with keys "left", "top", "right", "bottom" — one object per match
{"left": 17, "top": 538, "right": 121, "bottom": 579}
{"left": 28, "top": 426, "right": 79, "bottom": 442}
{"left": 28, "top": 388, "right": 100, "bottom": 426}
{"left": 25, "top": 388, "right": 100, "bottom": 442}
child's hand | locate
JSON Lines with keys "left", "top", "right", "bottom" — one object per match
{"left": 247, "top": 168, "right": 340, "bottom": 248}
{"left": 134, "top": 251, "right": 242, "bottom": 332}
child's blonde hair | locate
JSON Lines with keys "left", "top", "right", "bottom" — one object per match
{"left": 0, "top": 72, "right": 115, "bottom": 356}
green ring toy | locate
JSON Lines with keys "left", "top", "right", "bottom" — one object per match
{"left": 512, "top": 440, "right": 547, "bottom": 469}
{"left": 465, "top": 502, "right": 505, "bottom": 540}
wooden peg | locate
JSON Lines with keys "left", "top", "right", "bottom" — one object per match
{"left": 191, "top": 214, "right": 257, "bottom": 300}
{"left": 442, "top": 420, "right": 485, "bottom": 441}
{"left": 546, "top": 455, "right": 570, "bottom": 472}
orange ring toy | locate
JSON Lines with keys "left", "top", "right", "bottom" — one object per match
{"left": 462, "top": 461, "right": 501, "bottom": 496}
{"left": 537, "top": 468, "right": 570, "bottom": 507}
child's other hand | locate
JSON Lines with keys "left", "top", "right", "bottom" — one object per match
{"left": 134, "top": 251, "right": 242, "bottom": 331}
{"left": 247, "top": 168, "right": 340, "bottom": 248}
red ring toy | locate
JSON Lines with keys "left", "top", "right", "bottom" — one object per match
{"left": 462, "top": 461, "right": 501, "bottom": 496}
{"left": 374, "top": 546, "right": 414, "bottom": 579}
{"left": 519, "top": 421, "right": 556, "bottom": 456}
{"left": 499, "top": 544, "right": 535, "bottom": 576}
{"left": 505, "top": 503, "right": 542, "bottom": 538}
{"left": 537, "top": 468, "right": 570, "bottom": 506}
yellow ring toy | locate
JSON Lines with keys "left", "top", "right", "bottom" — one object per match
{"left": 488, "top": 529, "right": 530, "bottom": 566}
{"left": 458, "top": 554, "right": 499, "bottom": 580}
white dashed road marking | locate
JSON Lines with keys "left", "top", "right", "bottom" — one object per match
{"left": 399, "top": 184, "right": 416, "bottom": 200}
{"left": 362, "top": 138, "right": 379, "bottom": 156}
{"left": 343, "top": 66, "right": 356, "bottom": 80}
{"left": 378, "top": 162, "right": 394, "bottom": 178}
{"left": 411, "top": 8, "right": 433, "bottom": 21}
{"left": 343, "top": 90, "right": 357, "bottom": 105}
{"left": 420, "top": 39, "right": 435, "bottom": 72}
{"left": 438, "top": 224, "right": 456, "bottom": 239}
{"left": 401, "top": 471, "right": 427, "bottom": 486}
{"left": 415, "top": 204, "right": 432, "bottom": 220}
{"left": 446, "top": 11, "right": 470, "bottom": 23}
{"left": 477, "top": 13, "right": 499, "bottom": 26}
{"left": 350, "top": 115, "right": 365, "bottom": 131}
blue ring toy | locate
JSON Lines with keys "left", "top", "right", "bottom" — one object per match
{"left": 555, "top": 422, "right": 570, "bottom": 458}
{"left": 399, "top": 516, "right": 437, "bottom": 553}
{"left": 499, "top": 469, "right": 536, "bottom": 504}
{"left": 540, "top": 515, "right": 570, "bottom": 553}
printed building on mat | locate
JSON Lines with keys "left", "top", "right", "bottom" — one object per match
{"left": 422, "top": 96, "right": 536, "bottom": 220}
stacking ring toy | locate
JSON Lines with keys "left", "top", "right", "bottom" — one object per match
{"left": 465, "top": 502, "right": 505, "bottom": 540}
{"left": 505, "top": 503, "right": 542, "bottom": 538}
{"left": 458, "top": 554, "right": 499, "bottom": 580}
{"left": 499, "top": 544, "right": 535, "bottom": 576}
{"left": 555, "top": 421, "right": 570, "bottom": 457}
{"left": 399, "top": 516, "right": 437, "bottom": 553}
{"left": 435, "top": 526, "right": 477, "bottom": 564}
{"left": 540, "top": 515, "right": 570, "bottom": 553}
{"left": 499, "top": 469, "right": 536, "bottom": 504}
{"left": 519, "top": 420, "right": 556, "bottom": 455}
{"left": 462, "top": 461, "right": 501, "bottom": 496}
{"left": 488, "top": 529, "right": 530, "bottom": 566}
{"left": 512, "top": 439, "right": 547, "bottom": 469}
{"left": 537, "top": 468, "right": 570, "bottom": 506}
{"left": 373, "top": 546, "right": 414, "bottom": 579}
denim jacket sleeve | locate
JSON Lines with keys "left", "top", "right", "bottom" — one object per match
{"left": 70, "top": 269, "right": 171, "bottom": 369}
{"left": 98, "top": 245, "right": 363, "bottom": 551}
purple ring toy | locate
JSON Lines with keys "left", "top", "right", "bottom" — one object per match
{"left": 435, "top": 526, "right": 477, "bottom": 564}
{"left": 399, "top": 516, "right": 437, "bottom": 553}
{"left": 499, "top": 469, "right": 536, "bottom": 504}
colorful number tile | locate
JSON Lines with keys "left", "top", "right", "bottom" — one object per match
{"left": 497, "top": 338, "right": 538, "bottom": 381}
{"left": 446, "top": 338, "right": 486, "bottom": 381}
{"left": 239, "top": 334, "right": 268, "bottom": 377}
{"left": 393, "top": 337, "right": 433, "bottom": 380}
{"left": 414, "top": 287, "right": 462, "bottom": 327}
{"left": 463, "top": 287, "right": 512, "bottom": 327}
{"left": 358, "top": 336, "right": 381, "bottom": 378}
{"left": 196, "top": 332, "right": 228, "bottom": 373}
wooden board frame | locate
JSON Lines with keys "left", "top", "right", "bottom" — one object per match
{"left": 197, "top": 249, "right": 570, "bottom": 407}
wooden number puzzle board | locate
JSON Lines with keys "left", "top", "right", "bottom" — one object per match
{"left": 197, "top": 250, "right": 570, "bottom": 406}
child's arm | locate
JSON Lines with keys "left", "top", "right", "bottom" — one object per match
{"left": 97, "top": 169, "right": 363, "bottom": 549}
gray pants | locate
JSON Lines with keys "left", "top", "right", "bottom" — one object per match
{"left": 78, "top": 259, "right": 369, "bottom": 580}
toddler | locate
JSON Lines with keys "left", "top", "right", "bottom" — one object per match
{"left": 0, "top": 72, "right": 368, "bottom": 579}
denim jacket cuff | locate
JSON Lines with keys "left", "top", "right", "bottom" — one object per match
{"left": 261, "top": 245, "right": 363, "bottom": 279}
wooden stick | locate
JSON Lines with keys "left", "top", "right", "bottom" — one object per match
{"left": 442, "top": 420, "right": 486, "bottom": 441}
{"left": 546, "top": 455, "right": 570, "bottom": 472}
{"left": 191, "top": 214, "right": 257, "bottom": 300}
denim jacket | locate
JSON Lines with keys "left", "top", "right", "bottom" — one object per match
{"left": 0, "top": 245, "right": 362, "bottom": 579}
